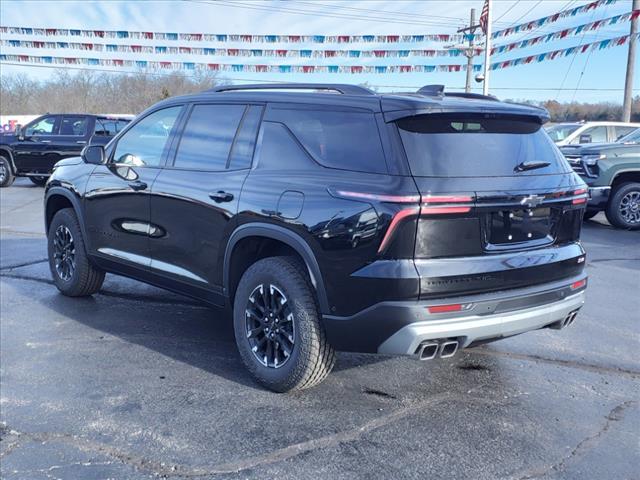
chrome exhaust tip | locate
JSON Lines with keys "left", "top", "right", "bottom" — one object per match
{"left": 439, "top": 340, "right": 459, "bottom": 359}
{"left": 417, "top": 342, "right": 439, "bottom": 360}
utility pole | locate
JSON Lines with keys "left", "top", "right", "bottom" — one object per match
{"left": 622, "top": 0, "right": 639, "bottom": 122}
{"left": 482, "top": 0, "right": 493, "bottom": 96}
{"left": 457, "top": 8, "right": 481, "bottom": 93}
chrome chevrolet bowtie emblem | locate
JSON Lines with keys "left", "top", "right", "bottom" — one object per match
{"left": 520, "top": 194, "right": 544, "bottom": 208}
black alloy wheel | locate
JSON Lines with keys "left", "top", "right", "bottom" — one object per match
{"left": 245, "top": 283, "right": 296, "bottom": 369}
{"left": 53, "top": 225, "right": 76, "bottom": 281}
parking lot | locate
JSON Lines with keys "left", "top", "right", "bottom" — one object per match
{"left": 0, "top": 177, "right": 638, "bottom": 479}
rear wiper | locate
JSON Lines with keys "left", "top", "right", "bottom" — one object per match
{"left": 514, "top": 161, "right": 551, "bottom": 173}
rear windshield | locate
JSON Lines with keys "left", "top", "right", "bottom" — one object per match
{"left": 397, "top": 113, "right": 570, "bottom": 177}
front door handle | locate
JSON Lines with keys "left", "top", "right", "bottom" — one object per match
{"left": 39, "top": 140, "right": 52, "bottom": 143}
{"left": 128, "top": 180, "right": 148, "bottom": 191}
{"left": 76, "top": 140, "right": 87, "bottom": 145}
{"left": 209, "top": 191, "right": 234, "bottom": 203}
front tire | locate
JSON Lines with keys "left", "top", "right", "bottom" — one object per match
{"left": 233, "top": 256, "right": 336, "bottom": 392}
{"left": 605, "top": 182, "right": 640, "bottom": 230}
{"left": 47, "top": 208, "right": 105, "bottom": 296}
{"left": 29, "top": 176, "right": 48, "bottom": 187}
{"left": 0, "top": 155, "right": 15, "bottom": 187}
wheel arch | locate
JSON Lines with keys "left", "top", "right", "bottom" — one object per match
{"left": 0, "top": 147, "right": 16, "bottom": 173}
{"left": 44, "top": 187, "right": 87, "bottom": 239}
{"left": 611, "top": 170, "right": 640, "bottom": 189}
{"left": 224, "top": 223, "right": 330, "bottom": 314}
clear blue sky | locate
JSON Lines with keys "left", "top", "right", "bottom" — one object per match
{"left": 0, "top": 0, "right": 637, "bottom": 103}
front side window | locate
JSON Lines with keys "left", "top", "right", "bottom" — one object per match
{"left": 25, "top": 116, "right": 59, "bottom": 136}
{"left": 173, "top": 104, "right": 246, "bottom": 170}
{"left": 61, "top": 116, "right": 88, "bottom": 136}
{"left": 113, "top": 106, "right": 182, "bottom": 167}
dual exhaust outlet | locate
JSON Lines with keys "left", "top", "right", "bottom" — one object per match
{"left": 416, "top": 339, "right": 459, "bottom": 361}
{"left": 548, "top": 309, "right": 580, "bottom": 330}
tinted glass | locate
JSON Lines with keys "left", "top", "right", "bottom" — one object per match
{"left": 95, "top": 118, "right": 130, "bottom": 136}
{"left": 228, "top": 105, "right": 262, "bottom": 170}
{"left": 25, "top": 116, "right": 59, "bottom": 136}
{"left": 280, "top": 109, "right": 387, "bottom": 174}
{"left": 174, "top": 104, "right": 245, "bottom": 170}
{"left": 113, "top": 106, "right": 182, "bottom": 167}
{"left": 61, "top": 116, "right": 88, "bottom": 136}
{"left": 257, "top": 122, "right": 316, "bottom": 170}
{"left": 545, "top": 123, "right": 579, "bottom": 142}
{"left": 398, "top": 113, "right": 569, "bottom": 177}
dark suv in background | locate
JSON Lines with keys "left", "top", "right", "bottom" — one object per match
{"left": 0, "top": 113, "right": 131, "bottom": 187}
{"left": 44, "top": 84, "right": 588, "bottom": 392}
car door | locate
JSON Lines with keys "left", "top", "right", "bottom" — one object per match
{"left": 149, "top": 103, "right": 262, "bottom": 302}
{"left": 84, "top": 105, "right": 185, "bottom": 270}
{"left": 11, "top": 115, "right": 61, "bottom": 172}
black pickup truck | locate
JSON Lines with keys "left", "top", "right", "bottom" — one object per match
{"left": 0, "top": 114, "right": 131, "bottom": 187}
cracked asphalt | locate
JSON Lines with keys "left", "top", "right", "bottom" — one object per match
{"left": 1, "top": 178, "right": 639, "bottom": 479}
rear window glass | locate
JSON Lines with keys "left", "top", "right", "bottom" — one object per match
{"left": 279, "top": 109, "right": 387, "bottom": 174}
{"left": 397, "top": 114, "right": 570, "bottom": 177}
{"left": 95, "top": 118, "right": 130, "bottom": 136}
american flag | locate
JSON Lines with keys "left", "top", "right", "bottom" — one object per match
{"left": 479, "top": 0, "right": 490, "bottom": 35}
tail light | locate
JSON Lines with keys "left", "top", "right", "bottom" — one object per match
{"left": 572, "top": 188, "right": 588, "bottom": 205}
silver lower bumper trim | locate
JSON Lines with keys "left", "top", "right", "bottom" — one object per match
{"left": 378, "top": 291, "right": 585, "bottom": 355}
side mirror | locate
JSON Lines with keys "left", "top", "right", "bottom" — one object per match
{"left": 579, "top": 134, "right": 592, "bottom": 144}
{"left": 81, "top": 145, "right": 105, "bottom": 165}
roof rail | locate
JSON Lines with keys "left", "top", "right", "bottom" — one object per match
{"left": 445, "top": 92, "right": 499, "bottom": 101}
{"left": 416, "top": 84, "right": 445, "bottom": 96}
{"left": 209, "top": 83, "right": 375, "bottom": 95}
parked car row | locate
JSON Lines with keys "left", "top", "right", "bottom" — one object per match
{"left": 0, "top": 113, "right": 132, "bottom": 187}
{"left": 546, "top": 121, "right": 639, "bottom": 146}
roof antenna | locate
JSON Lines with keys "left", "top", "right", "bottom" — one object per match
{"left": 417, "top": 85, "right": 445, "bottom": 97}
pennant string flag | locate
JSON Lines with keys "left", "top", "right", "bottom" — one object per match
{"left": 491, "top": 10, "right": 639, "bottom": 55}
{"left": 0, "top": 26, "right": 478, "bottom": 44}
{"left": 0, "top": 54, "right": 486, "bottom": 73}
{"left": 492, "top": 0, "right": 619, "bottom": 39}
{"left": 0, "top": 40, "right": 484, "bottom": 59}
{"left": 489, "top": 33, "right": 637, "bottom": 70}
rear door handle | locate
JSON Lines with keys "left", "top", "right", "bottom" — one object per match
{"left": 209, "top": 191, "right": 234, "bottom": 202}
{"left": 39, "top": 140, "right": 52, "bottom": 143}
{"left": 128, "top": 180, "right": 148, "bottom": 191}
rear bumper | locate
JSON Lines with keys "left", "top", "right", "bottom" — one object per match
{"left": 587, "top": 186, "right": 610, "bottom": 209}
{"left": 323, "top": 274, "right": 586, "bottom": 354}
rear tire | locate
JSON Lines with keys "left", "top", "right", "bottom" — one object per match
{"left": 583, "top": 209, "right": 599, "bottom": 220}
{"left": 233, "top": 256, "right": 336, "bottom": 392}
{"left": 48, "top": 208, "right": 105, "bottom": 296}
{"left": 29, "top": 176, "right": 48, "bottom": 187}
{"left": 605, "top": 182, "right": 640, "bottom": 230}
{"left": 0, "top": 155, "right": 15, "bottom": 188}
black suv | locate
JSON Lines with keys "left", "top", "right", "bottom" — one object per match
{"left": 0, "top": 113, "right": 131, "bottom": 187}
{"left": 44, "top": 84, "right": 588, "bottom": 392}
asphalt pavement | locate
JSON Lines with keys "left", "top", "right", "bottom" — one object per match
{"left": 1, "top": 178, "right": 639, "bottom": 479}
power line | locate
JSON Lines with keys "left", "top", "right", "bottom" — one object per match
{"left": 185, "top": 0, "right": 466, "bottom": 28}
{"left": 493, "top": 0, "right": 522, "bottom": 24}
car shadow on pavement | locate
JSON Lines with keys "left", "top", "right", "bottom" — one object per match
{"left": 30, "top": 275, "right": 388, "bottom": 389}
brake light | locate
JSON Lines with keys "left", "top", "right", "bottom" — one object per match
{"left": 572, "top": 188, "right": 588, "bottom": 205}
{"left": 570, "top": 278, "right": 587, "bottom": 290}
{"left": 421, "top": 194, "right": 474, "bottom": 215}
{"left": 377, "top": 206, "right": 420, "bottom": 253}
{"left": 332, "top": 190, "right": 421, "bottom": 204}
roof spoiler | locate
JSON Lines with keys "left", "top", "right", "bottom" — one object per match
{"left": 417, "top": 84, "right": 499, "bottom": 101}
{"left": 209, "top": 83, "right": 375, "bottom": 95}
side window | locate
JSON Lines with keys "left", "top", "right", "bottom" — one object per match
{"left": 25, "top": 115, "right": 60, "bottom": 136}
{"left": 173, "top": 104, "right": 245, "bottom": 171}
{"left": 113, "top": 106, "right": 182, "bottom": 167}
{"left": 228, "top": 106, "right": 263, "bottom": 170}
{"left": 576, "top": 126, "right": 607, "bottom": 144}
{"left": 61, "top": 116, "right": 88, "bottom": 136}
{"left": 614, "top": 126, "right": 636, "bottom": 141}
{"left": 277, "top": 108, "right": 387, "bottom": 174}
